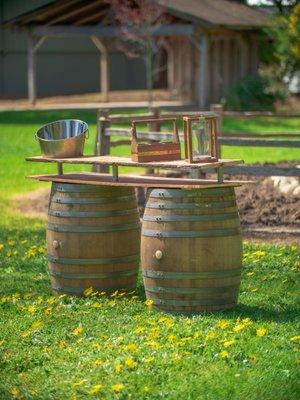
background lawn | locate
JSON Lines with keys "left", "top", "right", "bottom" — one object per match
{"left": 0, "top": 110, "right": 299, "bottom": 399}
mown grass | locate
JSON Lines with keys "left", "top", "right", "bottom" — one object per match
{"left": 0, "top": 110, "right": 299, "bottom": 399}
{"left": 0, "top": 225, "right": 299, "bottom": 400}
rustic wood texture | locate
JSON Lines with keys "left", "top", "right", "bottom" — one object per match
{"left": 141, "top": 187, "right": 243, "bottom": 314}
{"left": 47, "top": 183, "right": 140, "bottom": 296}
{"left": 26, "top": 155, "right": 244, "bottom": 170}
{"left": 131, "top": 118, "right": 181, "bottom": 162}
{"left": 28, "top": 172, "right": 253, "bottom": 189}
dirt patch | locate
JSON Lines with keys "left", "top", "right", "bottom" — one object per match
{"left": 15, "top": 188, "right": 50, "bottom": 221}
{"left": 14, "top": 169, "right": 300, "bottom": 244}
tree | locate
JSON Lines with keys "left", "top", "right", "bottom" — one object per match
{"left": 261, "top": 2, "right": 300, "bottom": 96}
{"left": 108, "top": 0, "right": 169, "bottom": 104}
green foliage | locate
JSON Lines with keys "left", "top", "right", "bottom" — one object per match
{"left": 223, "top": 75, "right": 280, "bottom": 111}
{"left": 260, "top": 3, "right": 300, "bottom": 98}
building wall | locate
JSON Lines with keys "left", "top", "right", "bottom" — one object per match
{"left": 0, "top": 0, "right": 148, "bottom": 98}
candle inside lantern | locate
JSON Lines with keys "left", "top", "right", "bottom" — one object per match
{"left": 191, "top": 117, "right": 210, "bottom": 160}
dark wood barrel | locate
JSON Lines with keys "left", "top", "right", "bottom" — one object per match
{"left": 47, "top": 183, "right": 140, "bottom": 296}
{"left": 141, "top": 187, "right": 242, "bottom": 314}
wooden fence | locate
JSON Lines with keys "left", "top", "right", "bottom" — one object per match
{"left": 94, "top": 106, "right": 300, "bottom": 177}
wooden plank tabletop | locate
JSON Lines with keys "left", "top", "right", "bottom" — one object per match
{"left": 27, "top": 172, "right": 253, "bottom": 189}
{"left": 26, "top": 155, "right": 244, "bottom": 170}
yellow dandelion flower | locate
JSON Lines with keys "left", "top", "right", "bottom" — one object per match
{"left": 251, "top": 288, "right": 258, "bottom": 292}
{"left": 10, "top": 387, "right": 20, "bottom": 398}
{"left": 83, "top": 287, "right": 94, "bottom": 297}
{"left": 247, "top": 272, "right": 255, "bottom": 276}
{"left": 248, "top": 354, "right": 257, "bottom": 362}
{"left": 72, "top": 326, "right": 83, "bottom": 336}
{"left": 0, "top": 339, "right": 5, "bottom": 346}
{"left": 31, "top": 321, "right": 43, "bottom": 330}
{"left": 21, "top": 330, "right": 31, "bottom": 339}
{"left": 205, "top": 330, "right": 216, "bottom": 340}
{"left": 47, "top": 297, "right": 57, "bottom": 305}
{"left": 92, "top": 302, "right": 102, "bottom": 308}
{"left": 217, "top": 320, "right": 230, "bottom": 329}
{"left": 233, "top": 324, "right": 245, "bottom": 333}
{"left": 256, "top": 328, "right": 267, "bottom": 337}
{"left": 72, "top": 380, "right": 86, "bottom": 388}
{"left": 193, "top": 331, "right": 201, "bottom": 338}
{"left": 143, "top": 356, "right": 155, "bottom": 364}
{"left": 290, "top": 335, "right": 300, "bottom": 342}
{"left": 223, "top": 340, "right": 236, "bottom": 348}
{"left": 8, "top": 240, "right": 15, "bottom": 246}
{"left": 124, "top": 342, "right": 139, "bottom": 353}
{"left": 69, "top": 394, "right": 77, "bottom": 400}
{"left": 242, "top": 318, "right": 253, "bottom": 326}
{"left": 167, "top": 334, "right": 177, "bottom": 343}
{"left": 77, "top": 338, "right": 83, "bottom": 344}
{"left": 145, "top": 299, "right": 153, "bottom": 307}
{"left": 220, "top": 350, "right": 229, "bottom": 359}
{"left": 27, "top": 305, "right": 37, "bottom": 314}
{"left": 253, "top": 250, "right": 266, "bottom": 258}
{"left": 135, "top": 326, "right": 146, "bottom": 335}
{"left": 0, "top": 243, "right": 4, "bottom": 251}
{"left": 125, "top": 357, "right": 137, "bottom": 369}
{"left": 114, "top": 362, "right": 122, "bottom": 373}
{"left": 89, "top": 384, "right": 102, "bottom": 395}
{"left": 58, "top": 340, "right": 67, "bottom": 349}
{"left": 93, "top": 360, "right": 102, "bottom": 367}
{"left": 112, "top": 384, "right": 124, "bottom": 393}
{"left": 91, "top": 342, "right": 100, "bottom": 350}
{"left": 44, "top": 307, "right": 52, "bottom": 316}
{"left": 145, "top": 340, "right": 160, "bottom": 349}
{"left": 143, "top": 386, "right": 151, "bottom": 392}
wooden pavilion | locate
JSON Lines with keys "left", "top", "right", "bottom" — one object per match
{"left": 2, "top": 0, "right": 268, "bottom": 108}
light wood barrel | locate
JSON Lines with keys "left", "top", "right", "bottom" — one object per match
{"left": 141, "top": 187, "right": 242, "bottom": 314}
{"left": 47, "top": 183, "right": 140, "bottom": 296}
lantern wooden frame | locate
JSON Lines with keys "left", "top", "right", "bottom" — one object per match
{"left": 183, "top": 114, "right": 219, "bottom": 163}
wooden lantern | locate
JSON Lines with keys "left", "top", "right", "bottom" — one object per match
{"left": 183, "top": 114, "right": 219, "bottom": 163}
{"left": 131, "top": 118, "right": 181, "bottom": 162}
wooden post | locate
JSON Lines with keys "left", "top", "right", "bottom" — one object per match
{"left": 198, "top": 33, "right": 209, "bottom": 110}
{"left": 27, "top": 34, "right": 45, "bottom": 105}
{"left": 93, "top": 109, "right": 110, "bottom": 173}
{"left": 210, "top": 103, "right": 223, "bottom": 158}
{"left": 147, "top": 106, "right": 160, "bottom": 176}
{"left": 91, "top": 36, "right": 109, "bottom": 102}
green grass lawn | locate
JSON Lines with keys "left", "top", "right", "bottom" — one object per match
{"left": 0, "top": 227, "right": 299, "bottom": 400}
{"left": 0, "top": 110, "right": 299, "bottom": 399}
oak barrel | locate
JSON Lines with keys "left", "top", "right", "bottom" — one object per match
{"left": 141, "top": 187, "right": 243, "bottom": 314}
{"left": 47, "top": 183, "right": 140, "bottom": 296}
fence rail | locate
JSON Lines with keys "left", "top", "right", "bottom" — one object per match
{"left": 94, "top": 106, "right": 300, "bottom": 177}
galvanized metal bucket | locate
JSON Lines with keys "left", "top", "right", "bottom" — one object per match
{"left": 36, "top": 119, "right": 88, "bottom": 158}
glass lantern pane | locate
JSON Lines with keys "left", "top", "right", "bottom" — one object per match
{"left": 191, "top": 118, "right": 210, "bottom": 160}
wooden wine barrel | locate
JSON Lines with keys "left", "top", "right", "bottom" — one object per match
{"left": 47, "top": 183, "right": 140, "bottom": 296}
{"left": 141, "top": 187, "right": 242, "bottom": 314}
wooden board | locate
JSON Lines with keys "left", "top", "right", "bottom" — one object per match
{"left": 26, "top": 155, "right": 244, "bottom": 170}
{"left": 27, "top": 172, "right": 254, "bottom": 189}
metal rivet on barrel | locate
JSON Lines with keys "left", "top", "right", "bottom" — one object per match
{"left": 158, "top": 204, "right": 164, "bottom": 209}
{"left": 52, "top": 240, "right": 59, "bottom": 249}
{"left": 156, "top": 217, "right": 162, "bottom": 222}
{"left": 155, "top": 250, "right": 163, "bottom": 260}
{"left": 156, "top": 232, "right": 163, "bottom": 238}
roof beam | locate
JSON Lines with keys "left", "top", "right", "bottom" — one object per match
{"left": 26, "top": 24, "right": 195, "bottom": 37}
{"left": 74, "top": 8, "right": 108, "bottom": 26}
{"left": 47, "top": 0, "right": 105, "bottom": 25}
